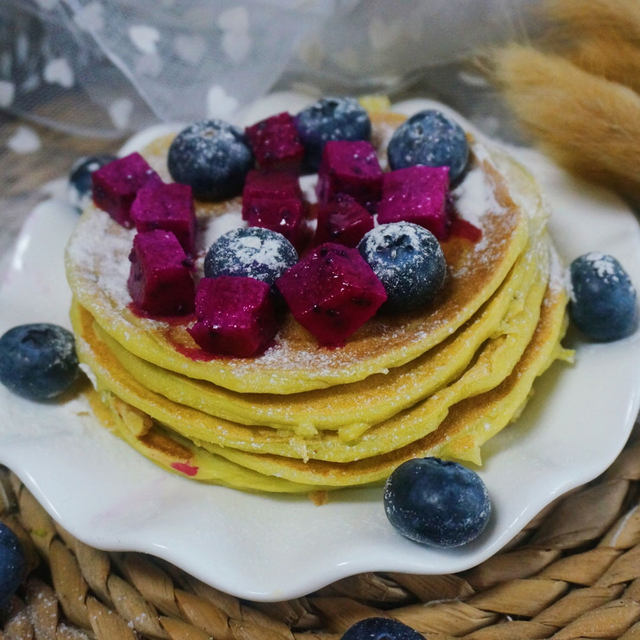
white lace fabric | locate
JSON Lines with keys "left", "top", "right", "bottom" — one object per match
{"left": 0, "top": 0, "right": 536, "bottom": 138}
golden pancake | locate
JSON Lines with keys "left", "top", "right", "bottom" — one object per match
{"left": 66, "top": 103, "right": 571, "bottom": 493}
{"left": 71, "top": 222, "right": 548, "bottom": 464}
{"left": 192, "top": 278, "right": 570, "bottom": 487}
{"left": 84, "top": 142, "right": 553, "bottom": 436}
{"left": 86, "top": 389, "right": 320, "bottom": 493}
{"left": 89, "top": 234, "right": 538, "bottom": 437}
{"left": 85, "top": 274, "right": 568, "bottom": 491}
{"left": 65, "top": 130, "right": 530, "bottom": 394}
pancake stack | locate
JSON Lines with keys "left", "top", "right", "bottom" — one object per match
{"left": 65, "top": 107, "right": 572, "bottom": 494}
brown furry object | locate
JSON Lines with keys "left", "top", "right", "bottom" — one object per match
{"left": 542, "top": 0, "right": 640, "bottom": 45}
{"left": 566, "top": 37, "right": 640, "bottom": 95}
{"left": 538, "top": 0, "right": 640, "bottom": 95}
{"left": 491, "top": 44, "right": 640, "bottom": 200}
{"left": 487, "top": 0, "right": 640, "bottom": 203}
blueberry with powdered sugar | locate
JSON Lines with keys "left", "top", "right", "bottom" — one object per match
{"left": 294, "top": 97, "right": 371, "bottom": 171}
{"left": 67, "top": 154, "right": 117, "bottom": 211}
{"left": 0, "top": 323, "right": 79, "bottom": 401}
{"left": 569, "top": 252, "right": 638, "bottom": 342}
{"left": 204, "top": 227, "right": 298, "bottom": 286}
{"left": 358, "top": 222, "right": 446, "bottom": 313}
{"left": 387, "top": 110, "right": 469, "bottom": 183}
{"left": 168, "top": 119, "right": 253, "bottom": 201}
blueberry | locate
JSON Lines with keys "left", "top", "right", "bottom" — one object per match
{"left": 0, "top": 324, "right": 79, "bottom": 401}
{"left": 388, "top": 110, "right": 469, "bottom": 183}
{"left": 168, "top": 119, "right": 253, "bottom": 201}
{"left": 358, "top": 222, "right": 446, "bottom": 313}
{"left": 204, "top": 227, "right": 298, "bottom": 286}
{"left": 294, "top": 97, "right": 371, "bottom": 171}
{"left": 569, "top": 252, "right": 638, "bottom": 342}
{"left": 0, "top": 523, "right": 24, "bottom": 610}
{"left": 341, "top": 617, "right": 425, "bottom": 640}
{"left": 67, "top": 154, "right": 117, "bottom": 211}
{"left": 384, "top": 457, "right": 491, "bottom": 548}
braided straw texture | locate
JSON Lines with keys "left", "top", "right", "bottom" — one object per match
{"left": 2, "top": 421, "right": 640, "bottom": 640}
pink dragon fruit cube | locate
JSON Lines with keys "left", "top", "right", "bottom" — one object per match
{"left": 316, "top": 140, "right": 383, "bottom": 209}
{"left": 188, "top": 276, "right": 279, "bottom": 357}
{"left": 245, "top": 112, "right": 305, "bottom": 170}
{"left": 243, "top": 197, "right": 306, "bottom": 250}
{"left": 314, "top": 194, "right": 373, "bottom": 247}
{"left": 241, "top": 169, "right": 301, "bottom": 216}
{"left": 377, "top": 166, "right": 450, "bottom": 239}
{"left": 242, "top": 170, "right": 306, "bottom": 249}
{"left": 276, "top": 242, "right": 387, "bottom": 347}
{"left": 92, "top": 152, "right": 160, "bottom": 228}
{"left": 130, "top": 181, "right": 196, "bottom": 255}
{"left": 127, "top": 230, "right": 195, "bottom": 316}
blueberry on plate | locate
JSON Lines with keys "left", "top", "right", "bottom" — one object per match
{"left": 168, "top": 119, "right": 253, "bottom": 201}
{"left": 0, "top": 323, "right": 79, "bottom": 401}
{"left": 384, "top": 457, "right": 491, "bottom": 548}
{"left": 387, "top": 110, "right": 469, "bottom": 183}
{"left": 358, "top": 222, "right": 446, "bottom": 313}
{"left": 341, "top": 617, "right": 425, "bottom": 640}
{"left": 205, "top": 227, "right": 298, "bottom": 286}
{"left": 294, "top": 97, "right": 371, "bottom": 171}
{"left": 0, "top": 523, "right": 24, "bottom": 610}
{"left": 67, "top": 154, "right": 117, "bottom": 211}
{"left": 569, "top": 252, "right": 638, "bottom": 342}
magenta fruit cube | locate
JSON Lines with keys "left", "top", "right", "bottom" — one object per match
{"left": 243, "top": 197, "right": 306, "bottom": 250}
{"left": 276, "top": 242, "right": 387, "bottom": 347}
{"left": 316, "top": 140, "right": 383, "bottom": 208}
{"left": 127, "top": 230, "right": 195, "bottom": 316}
{"left": 242, "top": 170, "right": 306, "bottom": 249}
{"left": 131, "top": 181, "right": 196, "bottom": 255}
{"left": 245, "top": 112, "right": 305, "bottom": 170}
{"left": 188, "top": 276, "right": 279, "bottom": 357}
{"left": 242, "top": 169, "right": 301, "bottom": 215}
{"left": 377, "top": 166, "right": 450, "bottom": 239}
{"left": 314, "top": 193, "right": 373, "bottom": 247}
{"left": 92, "top": 152, "right": 160, "bottom": 228}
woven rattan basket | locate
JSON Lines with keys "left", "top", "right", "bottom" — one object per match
{"left": 2, "top": 417, "right": 640, "bottom": 640}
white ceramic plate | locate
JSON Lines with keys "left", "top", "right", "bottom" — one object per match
{"left": 1, "top": 99, "right": 640, "bottom": 602}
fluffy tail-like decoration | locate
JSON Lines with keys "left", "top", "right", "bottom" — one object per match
{"left": 566, "top": 37, "right": 640, "bottom": 96}
{"left": 491, "top": 44, "right": 640, "bottom": 200}
{"left": 542, "top": 0, "right": 640, "bottom": 45}
{"left": 537, "top": 0, "right": 640, "bottom": 95}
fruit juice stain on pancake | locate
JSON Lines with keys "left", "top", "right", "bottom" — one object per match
{"left": 171, "top": 461, "right": 199, "bottom": 476}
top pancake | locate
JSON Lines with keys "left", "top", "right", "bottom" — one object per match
{"left": 65, "top": 115, "right": 530, "bottom": 394}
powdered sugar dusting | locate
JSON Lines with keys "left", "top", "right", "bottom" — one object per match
{"left": 548, "top": 243, "right": 568, "bottom": 297}
{"left": 584, "top": 251, "right": 619, "bottom": 279}
{"left": 299, "top": 174, "right": 318, "bottom": 204}
{"left": 66, "top": 207, "right": 135, "bottom": 309}
{"left": 452, "top": 163, "right": 502, "bottom": 228}
{"left": 235, "top": 234, "right": 283, "bottom": 268}
{"left": 200, "top": 208, "right": 245, "bottom": 250}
